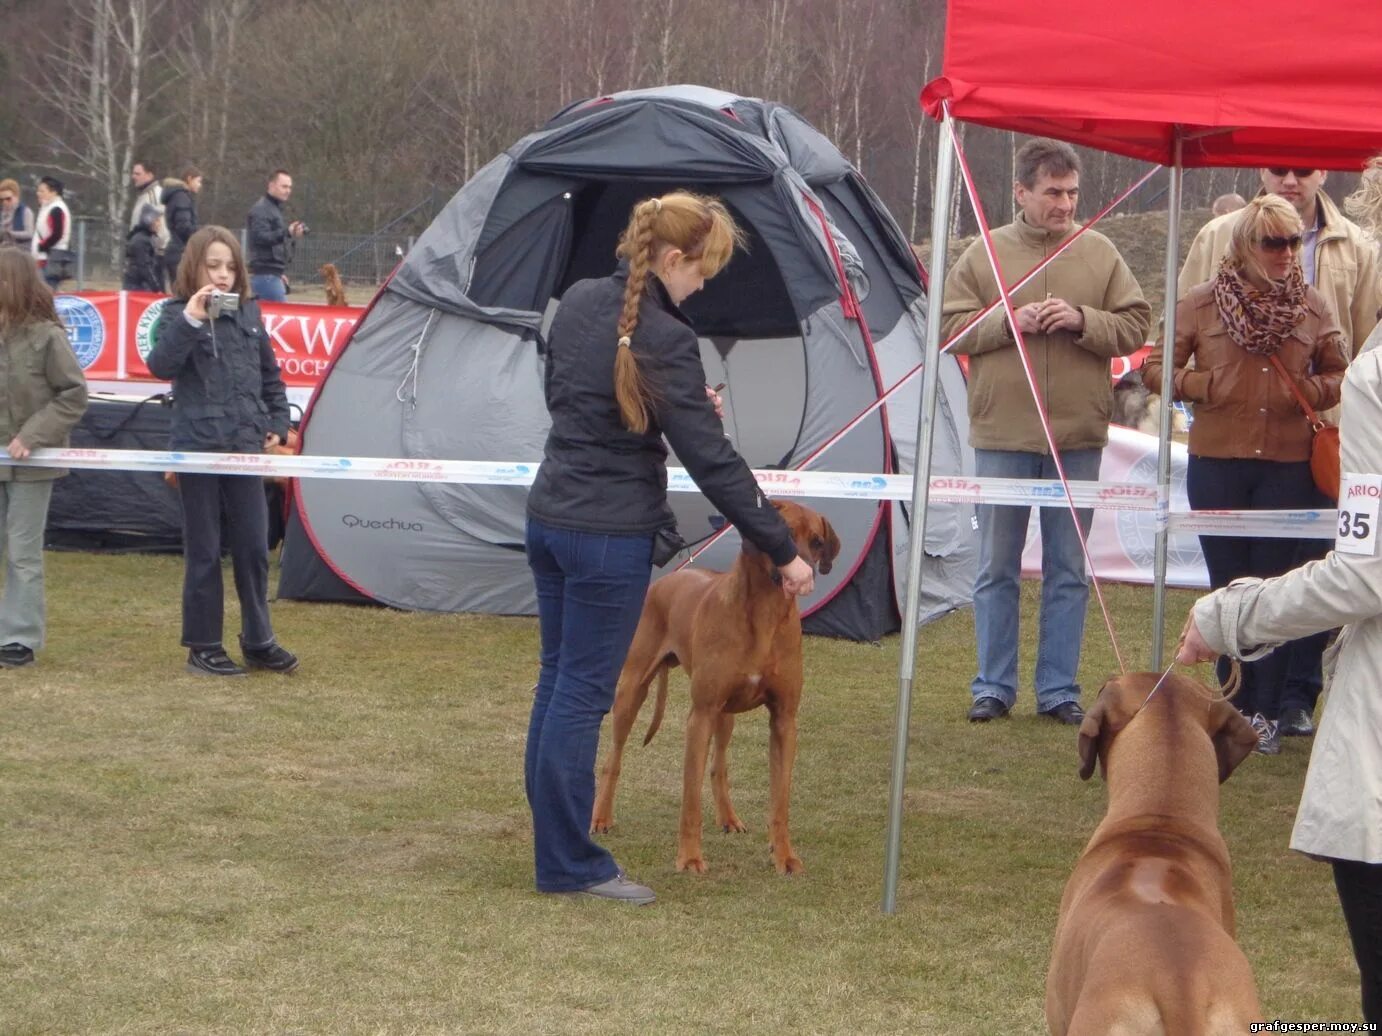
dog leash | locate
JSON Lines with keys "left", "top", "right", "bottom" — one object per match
{"left": 1139, "top": 662, "right": 1178, "bottom": 711}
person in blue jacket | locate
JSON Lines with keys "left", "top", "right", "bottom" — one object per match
{"left": 146, "top": 225, "right": 298, "bottom": 677}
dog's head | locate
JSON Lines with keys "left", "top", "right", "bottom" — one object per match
{"left": 1077, "top": 671, "right": 1258, "bottom": 783}
{"left": 768, "top": 499, "right": 841, "bottom": 575}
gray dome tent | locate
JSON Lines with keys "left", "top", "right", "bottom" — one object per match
{"left": 279, "top": 85, "right": 976, "bottom": 640}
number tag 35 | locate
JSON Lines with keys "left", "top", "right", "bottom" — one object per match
{"left": 1336, "top": 473, "right": 1382, "bottom": 557}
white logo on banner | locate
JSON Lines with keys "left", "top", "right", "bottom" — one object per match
{"left": 54, "top": 296, "right": 105, "bottom": 369}
{"left": 1336, "top": 473, "right": 1381, "bottom": 557}
{"left": 1115, "top": 449, "right": 1201, "bottom": 570}
{"left": 135, "top": 297, "right": 169, "bottom": 362}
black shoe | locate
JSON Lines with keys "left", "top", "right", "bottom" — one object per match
{"left": 187, "top": 646, "right": 247, "bottom": 677}
{"left": 0, "top": 642, "right": 35, "bottom": 668}
{"left": 240, "top": 637, "right": 299, "bottom": 674}
{"left": 967, "top": 696, "right": 1011, "bottom": 722}
{"left": 1042, "top": 702, "right": 1086, "bottom": 726}
{"left": 1278, "top": 707, "right": 1315, "bottom": 737}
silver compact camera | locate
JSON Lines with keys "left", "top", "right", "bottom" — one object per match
{"left": 207, "top": 290, "right": 240, "bottom": 320}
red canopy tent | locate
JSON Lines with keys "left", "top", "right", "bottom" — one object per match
{"left": 883, "top": 0, "right": 1382, "bottom": 912}
{"left": 920, "top": 0, "right": 1382, "bottom": 170}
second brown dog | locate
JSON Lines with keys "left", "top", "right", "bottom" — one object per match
{"left": 1045, "top": 671, "right": 1262, "bottom": 1035}
{"left": 590, "top": 500, "right": 839, "bottom": 876}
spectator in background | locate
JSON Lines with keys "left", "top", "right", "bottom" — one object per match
{"left": 31, "top": 177, "right": 73, "bottom": 290}
{"left": 1145, "top": 195, "right": 1346, "bottom": 754}
{"left": 1211, "top": 192, "right": 1248, "bottom": 217}
{"left": 0, "top": 248, "right": 91, "bottom": 667}
{"left": 1181, "top": 167, "right": 1378, "bottom": 363}
{"left": 0, "top": 180, "right": 34, "bottom": 249}
{"left": 128, "top": 161, "right": 167, "bottom": 256}
{"left": 1344, "top": 154, "right": 1382, "bottom": 248}
{"left": 246, "top": 169, "right": 305, "bottom": 302}
{"left": 942, "top": 137, "right": 1152, "bottom": 726}
{"left": 122, "top": 205, "right": 165, "bottom": 293}
{"left": 161, "top": 166, "right": 202, "bottom": 285}
{"left": 1180, "top": 166, "right": 1381, "bottom": 740}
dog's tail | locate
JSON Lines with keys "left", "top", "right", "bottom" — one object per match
{"left": 642, "top": 666, "right": 669, "bottom": 747}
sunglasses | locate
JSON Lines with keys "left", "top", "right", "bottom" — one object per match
{"left": 1259, "top": 235, "right": 1304, "bottom": 251}
{"left": 1266, "top": 167, "right": 1318, "bottom": 178}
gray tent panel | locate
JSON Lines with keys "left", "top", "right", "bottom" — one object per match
{"left": 409, "top": 317, "right": 548, "bottom": 547}
{"left": 522, "top": 103, "right": 781, "bottom": 182}
{"left": 283, "top": 85, "right": 977, "bottom": 640}
{"left": 763, "top": 105, "right": 854, "bottom": 186}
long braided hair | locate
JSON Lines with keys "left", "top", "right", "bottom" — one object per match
{"left": 612, "top": 191, "right": 744, "bottom": 434}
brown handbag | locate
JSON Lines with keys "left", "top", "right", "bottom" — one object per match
{"left": 1268, "top": 353, "right": 1341, "bottom": 502}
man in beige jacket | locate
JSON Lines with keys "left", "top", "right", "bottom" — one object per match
{"left": 943, "top": 138, "right": 1151, "bottom": 725}
{"left": 1180, "top": 168, "right": 1381, "bottom": 738}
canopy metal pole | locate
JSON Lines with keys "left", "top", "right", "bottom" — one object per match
{"left": 882, "top": 108, "right": 956, "bottom": 915}
{"left": 1150, "top": 133, "right": 1184, "bottom": 668}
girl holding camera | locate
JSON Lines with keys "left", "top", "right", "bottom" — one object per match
{"left": 146, "top": 226, "right": 298, "bottom": 677}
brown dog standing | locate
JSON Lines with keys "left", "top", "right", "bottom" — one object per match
{"left": 1045, "top": 671, "right": 1262, "bottom": 1035}
{"left": 590, "top": 499, "right": 839, "bottom": 876}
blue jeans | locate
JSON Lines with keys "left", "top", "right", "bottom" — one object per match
{"left": 250, "top": 273, "right": 286, "bottom": 302}
{"left": 970, "top": 447, "right": 1101, "bottom": 712}
{"left": 524, "top": 517, "right": 652, "bottom": 893}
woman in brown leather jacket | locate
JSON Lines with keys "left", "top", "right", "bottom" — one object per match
{"left": 1145, "top": 194, "right": 1347, "bottom": 753}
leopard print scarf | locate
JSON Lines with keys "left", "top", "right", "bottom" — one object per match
{"left": 1212, "top": 260, "right": 1308, "bottom": 356}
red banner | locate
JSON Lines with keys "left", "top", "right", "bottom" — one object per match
{"left": 54, "top": 291, "right": 361, "bottom": 391}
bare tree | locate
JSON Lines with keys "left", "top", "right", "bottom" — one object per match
{"left": 164, "top": 0, "right": 255, "bottom": 216}
{"left": 23, "top": 0, "right": 173, "bottom": 264}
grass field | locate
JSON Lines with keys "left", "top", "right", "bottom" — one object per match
{"left": 0, "top": 553, "right": 1363, "bottom": 1034}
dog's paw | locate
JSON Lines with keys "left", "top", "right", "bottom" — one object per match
{"left": 676, "top": 853, "right": 708, "bottom": 874}
{"left": 589, "top": 815, "right": 614, "bottom": 834}
{"left": 773, "top": 851, "right": 805, "bottom": 876}
{"left": 718, "top": 815, "right": 748, "bottom": 834}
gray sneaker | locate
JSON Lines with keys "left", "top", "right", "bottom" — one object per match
{"left": 1250, "top": 713, "right": 1281, "bottom": 756}
{"left": 577, "top": 873, "right": 656, "bottom": 905}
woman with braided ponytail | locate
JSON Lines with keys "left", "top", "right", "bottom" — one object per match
{"left": 524, "top": 192, "right": 815, "bottom": 904}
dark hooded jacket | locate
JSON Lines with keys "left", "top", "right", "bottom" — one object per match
{"left": 160, "top": 178, "right": 198, "bottom": 277}
{"left": 526, "top": 262, "right": 797, "bottom": 566}
{"left": 122, "top": 205, "right": 164, "bottom": 293}
{"left": 246, "top": 193, "right": 292, "bottom": 276}
{"left": 145, "top": 297, "right": 290, "bottom": 452}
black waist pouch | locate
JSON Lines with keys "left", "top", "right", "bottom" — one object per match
{"left": 650, "top": 525, "right": 687, "bottom": 568}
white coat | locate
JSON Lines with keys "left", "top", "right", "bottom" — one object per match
{"left": 1192, "top": 325, "right": 1382, "bottom": 864}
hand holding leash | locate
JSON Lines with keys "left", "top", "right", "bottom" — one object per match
{"left": 1175, "top": 609, "right": 1216, "bottom": 664}
{"left": 705, "top": 383, "right": 725, "bottom": 420}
